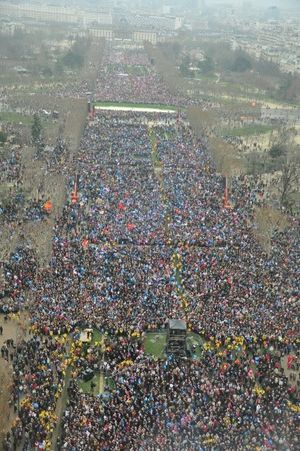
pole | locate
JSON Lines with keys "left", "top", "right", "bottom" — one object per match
{"left": 71, "top": 174, "right": 79, "bottom": 204}
{"left": 223, "top": 176, "right": 232, "bottom": 209}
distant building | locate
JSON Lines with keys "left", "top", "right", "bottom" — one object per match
{"left": 0, "top": 2, "right": 179, "bottom": 43}
{"left": 133, "top": 31, "right": 158, "bottom": 44}
{"left": 114, "top": 13, "right": 182, "bottom": 32}
{"left": 78, "top": 27, "right": 160, "bottom": 44}
{"left": 86, "top": 28, "right": 114, "bottom": 40}
{"left": 0, "top": 2, "right": 113, "bottom": 26}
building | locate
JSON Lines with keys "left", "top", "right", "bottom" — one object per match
{"left": 0, "top": 3, "right": 113, "bottom": 26}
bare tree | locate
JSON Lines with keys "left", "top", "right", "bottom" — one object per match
{"left": 269, "top": 126, "right": 297, "bottom": 156}
{"left": 0, "top": 362, "right": 12, "bottom": 445}
{"left": 209, "top": 137, "right": 245, "bottom": 177}
{"left": 279, "top": 149, "right": 300, "bottom": 212}
{"left": 144, "top": 42, "right": 188, "bottom": 98}
{"left": 268, "top": 128, "right": 299, "bottom": 211}
{"left": 254, "top": 206, "right": 288, "bottom": 255}
{"left": 187, "top": 107, "right": 215, "bottom": 134}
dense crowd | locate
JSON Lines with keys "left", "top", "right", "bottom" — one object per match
{"left": 62, "top": 348, "right": 298, "bottom": 450}
{"left": 23, "top": 111, "right": 299, "bottom": 338}
{"left": 4, "top": 335, "right": 66, "bottom": 450}
{"left": 1, "top": 45, "right": 299, "bottom": 450}
{"left": 0, "top": 147, "right": 22, "bottom": 185}
{"left": 95, "top": 47, "right": 189, "bottom": 106}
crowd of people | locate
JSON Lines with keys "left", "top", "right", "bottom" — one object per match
{"left": 1, "top": 44, "right": 299, "bottom": 450}
{"left": 3, "top": 334, "right": 66, "bottom": 450}
{"left": 95, "top": 47, "right": 189, "bottom": 106}
{"left": 62, "top": 348, "right": 298, "bottom": 450}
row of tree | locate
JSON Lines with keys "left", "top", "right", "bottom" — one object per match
{"left": 169, "top": 37, "right": 300, "bottom": 103}
{"left": 188, "top": 106, "right": 299, "bottom": 213}
{"left": 179, "top": 52, "right": 252, "bottom": 78}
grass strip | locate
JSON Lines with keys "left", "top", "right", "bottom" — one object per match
{"left": 221, "top": 124, "right": 274, "bottom": 137}
{"left": 0, "top": 111, "right": 33, "bottom": 125}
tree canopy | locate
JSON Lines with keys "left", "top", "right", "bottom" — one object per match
{"left": 231, "top": 55, "right": 252, "bottom": 72}
{"left": 198, "top": 56, "right": 215, "bottom": 75}
{"left": 62, "top": 50, "right": 84, "bottom": 69}
{"left": 269, "top": 144, "right": 286, "bottom": 159}
{"left": 31, "top": 114, "right": 42, "bottom": 144}
{"left": 0, "top": 130, "right": 7, "bottom": 144}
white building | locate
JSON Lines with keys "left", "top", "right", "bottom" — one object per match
{"left": 0, "top": 3, "right": 112, "bottom": 26}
